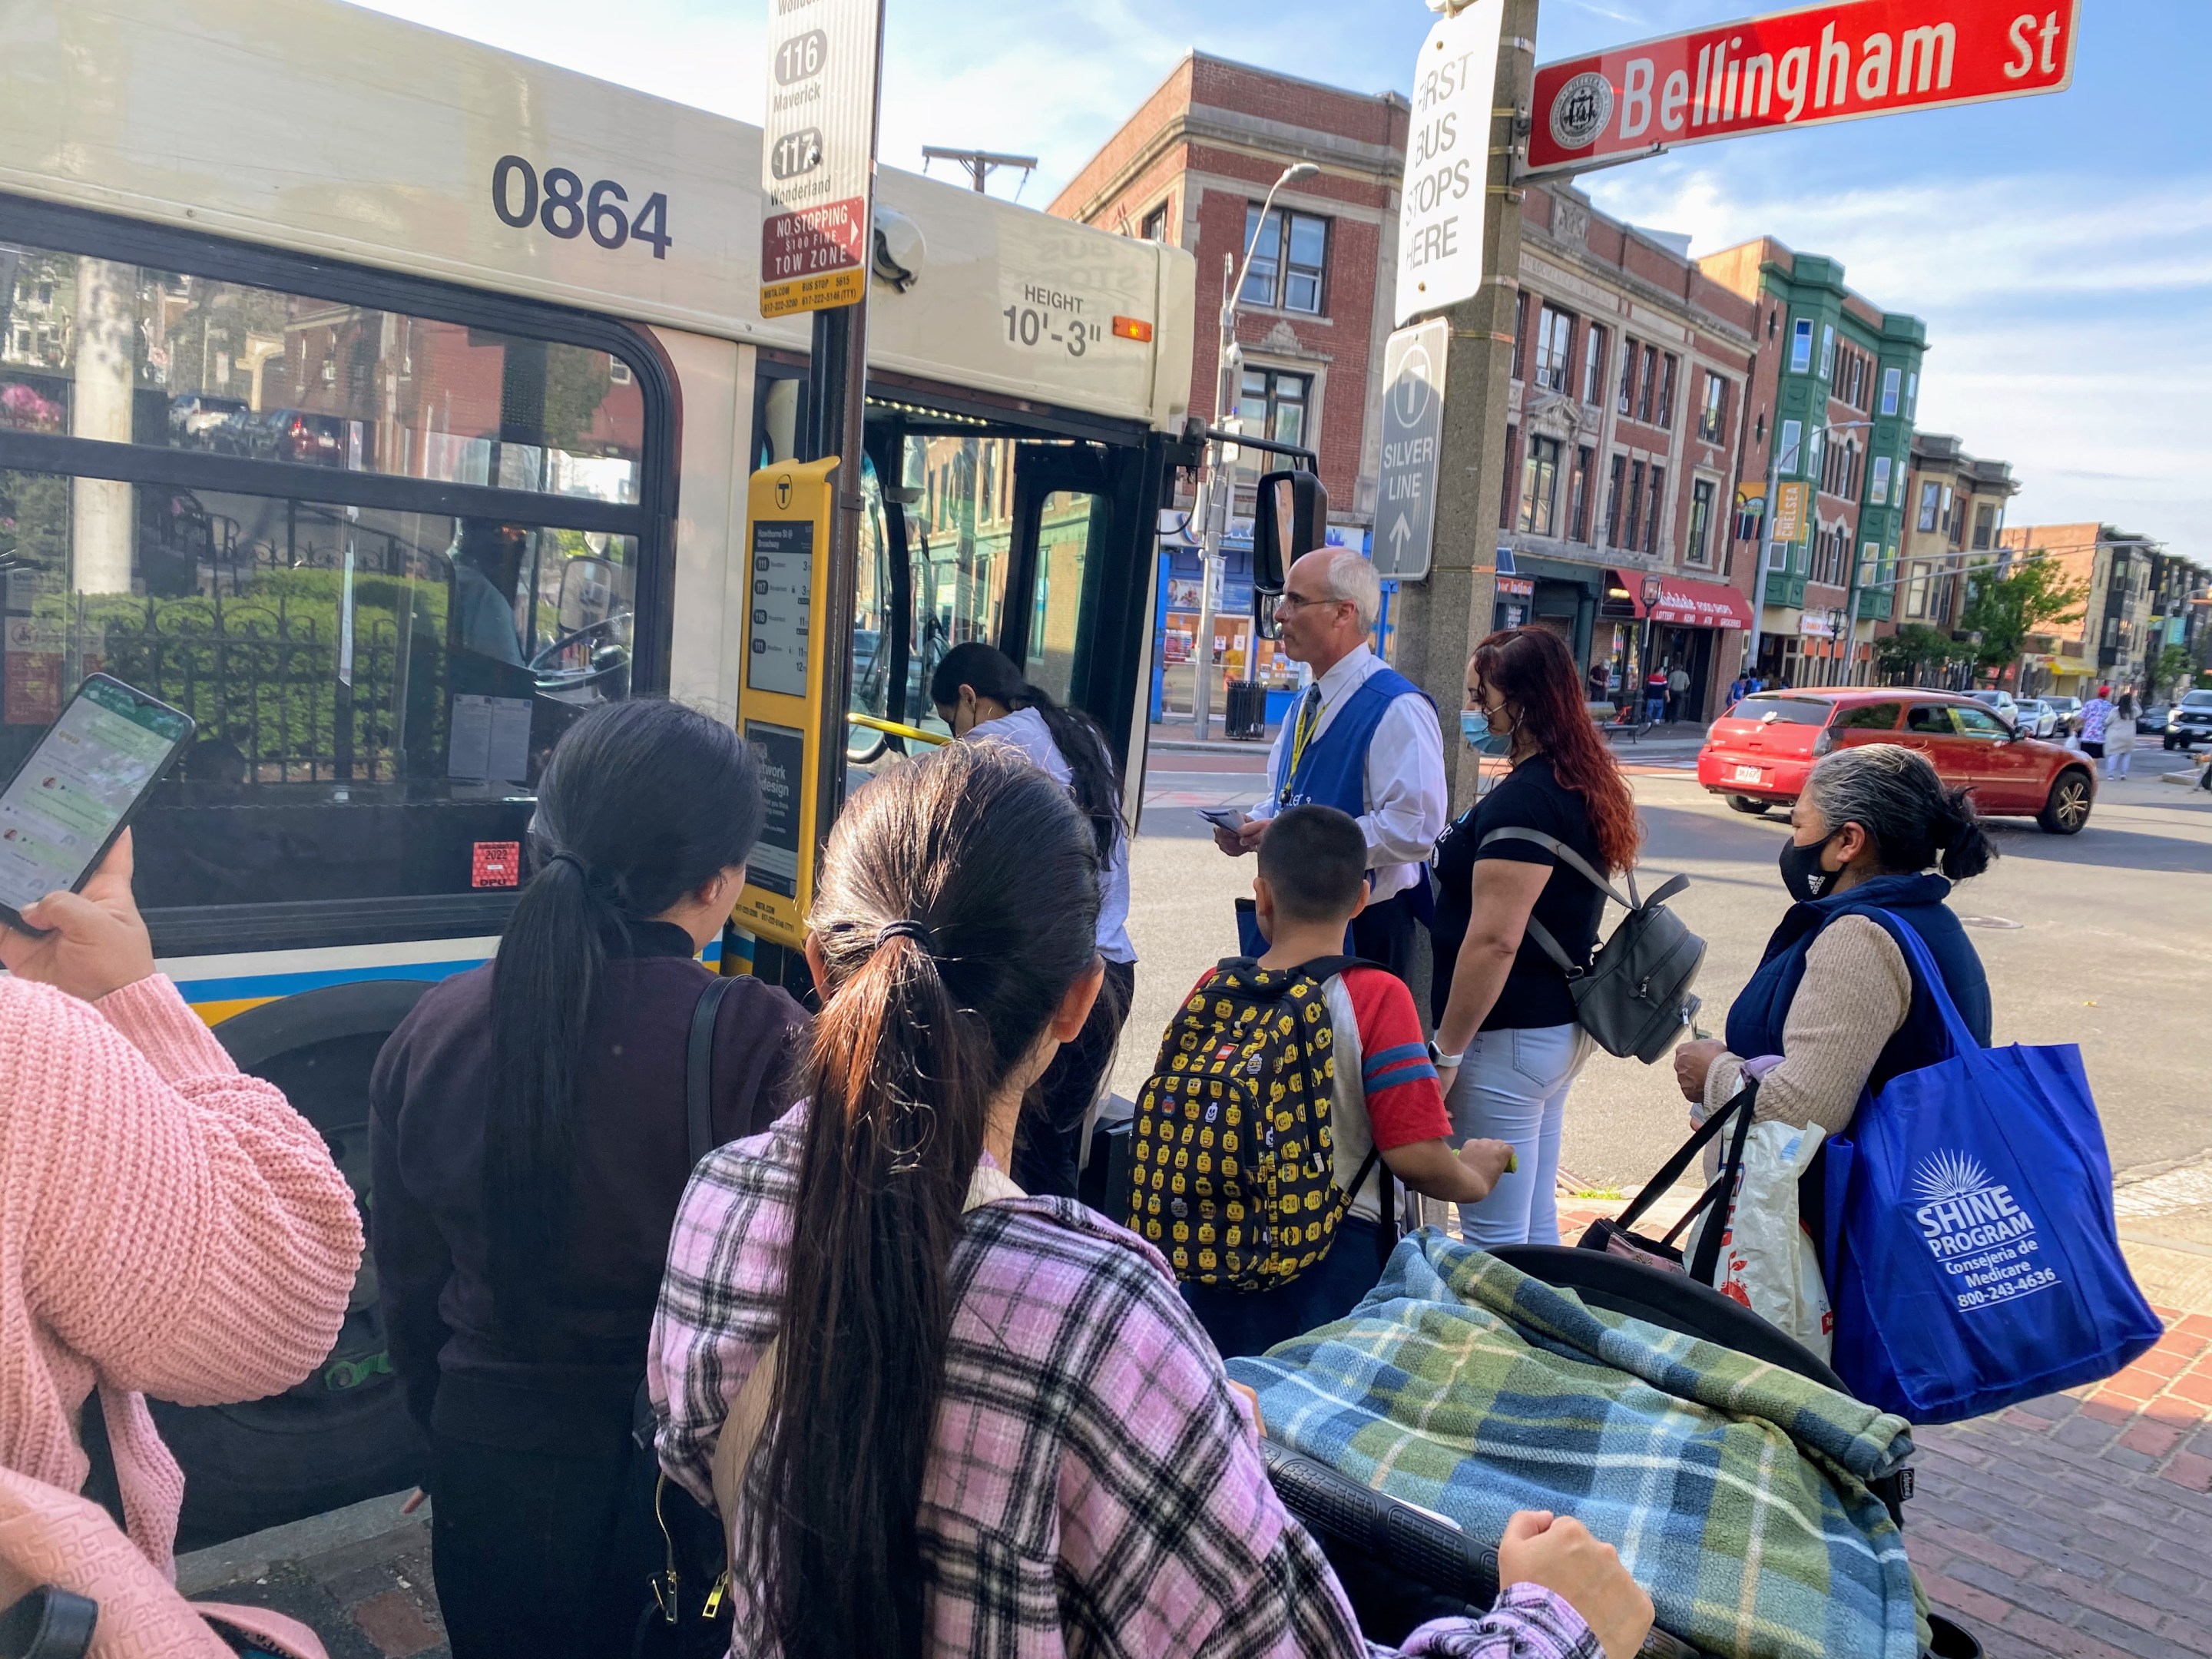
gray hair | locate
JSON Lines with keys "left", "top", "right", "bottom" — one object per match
{"left": 1317, "top": 547, "right": 1382, "bottom": 632}
{"left": 1803, "top": 743, "right": 1993, "bottom": 882}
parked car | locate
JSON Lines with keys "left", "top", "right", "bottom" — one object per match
{"left": 2137, "top": 704, "right": 2170, "bottom": 737}
{"left": 167, "top": 392, "right": 249, "bottom": 451}
{"left": 1699, "top": 688, "right": 2096, "bottom": 834}
{"left": 2014, "top": 698, "right": 2060, "bottom": 739}
{"left": 2039, "top": 694, "right": 2084, "bottom": 734}
{"left": 238, "top": 407, "right": 349, "bottom": 466}
{"left": 1969, "top": 688, "right": 2019, "bottom": 727}
{"left": 2166, "top": 688, "right": 2212, "bottom": 751}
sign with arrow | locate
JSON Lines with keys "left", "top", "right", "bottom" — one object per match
{"left": 1374, "top": 317, "right": 1449, "bottom": 581}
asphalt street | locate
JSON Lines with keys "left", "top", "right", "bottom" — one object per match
{"left": 1123, "top": 737, "right": 2212, "bottom": 1229}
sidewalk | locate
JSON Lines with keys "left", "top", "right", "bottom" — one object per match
{"left": 1561, "top": 1184, "right": 2212, "bottom": 1659}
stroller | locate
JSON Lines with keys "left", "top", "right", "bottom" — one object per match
{"left": 1258, "top": 1241, "right": 1982, "bottom": 1659}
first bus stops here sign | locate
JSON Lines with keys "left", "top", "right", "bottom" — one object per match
{"left": 1526, "top": 0, "right": 2078, "bottom": 174}
{"left": 760, "top": 0, "right": 882, "bottom": 318}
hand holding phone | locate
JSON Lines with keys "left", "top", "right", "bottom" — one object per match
{"left": 0, "top": 828, "right": 157, "bottom": 1002}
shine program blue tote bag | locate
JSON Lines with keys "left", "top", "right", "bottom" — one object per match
{"left": 1823, "top": 916, "right": 2161, "bottom": 1425}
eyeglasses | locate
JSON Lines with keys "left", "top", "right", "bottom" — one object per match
{"left": 1273, "top": 591, "right": 1350, "bottom": 615}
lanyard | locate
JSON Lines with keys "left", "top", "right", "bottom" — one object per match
{"left": 1280, "top": 688, "right": 1327, "bottom": 805}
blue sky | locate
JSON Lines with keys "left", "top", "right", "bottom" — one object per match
{"left": 355, "top": 0, "right": 2210, "bottom": 562}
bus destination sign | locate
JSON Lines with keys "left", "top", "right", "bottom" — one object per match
{"left": 1526, "top": 0, "right": 2078, "bottom": 175}
{"left": 760, "top": 0, "right": 882, "bottom": 317}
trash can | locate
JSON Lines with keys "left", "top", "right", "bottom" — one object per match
{"left": 1225, "top": 678, "right": 1268, "bottom": 741}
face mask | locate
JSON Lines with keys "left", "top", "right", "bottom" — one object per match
{"left": 1461, "top": 709, "right": 1513, "bottom": 756}
{"left": 1778, "top": 832, "right": 1840, "bottom": 904}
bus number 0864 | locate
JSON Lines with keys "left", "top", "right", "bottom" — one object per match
{"left": 492, "top": 155, "right": 671, "bottom": 259}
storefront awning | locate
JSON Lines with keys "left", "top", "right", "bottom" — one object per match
{"left": 1608, "top": 570, "right": 1755, "bottom": 630}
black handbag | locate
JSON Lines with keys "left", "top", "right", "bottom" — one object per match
{"left": 1576, "top": 1081, "right": 1757, "bottom": 1286}
{"left": 624, "top": 975, "right": 737, "bottom": 1659}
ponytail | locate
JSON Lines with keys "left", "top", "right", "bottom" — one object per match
{"left": 929, "top": 641, "right": 1124, "bottom": 863}
{"left": 1933, "top": 783, "right": 1995, "bottom": 882}
{"left": 750, "top": 743, "right": 1099, "bottom": 1659}
{"left": 483, "top": 700, "right": 763, "bottom": 1349}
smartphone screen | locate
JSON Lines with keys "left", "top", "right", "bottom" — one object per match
{"left": 0, "top": 675, "right": 194, "bottom": 922}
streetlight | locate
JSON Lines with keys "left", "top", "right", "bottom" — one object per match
{"left": 1190, "top": 160, "right": 1321, "bottom": 740}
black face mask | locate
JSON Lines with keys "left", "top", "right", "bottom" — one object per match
{"left": 1779, "top": 832, "right": 1841, "bottom": 903}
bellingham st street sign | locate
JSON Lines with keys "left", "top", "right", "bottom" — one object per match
{"left": 1526, "top": 0, "right": 2078, "bottom": 175}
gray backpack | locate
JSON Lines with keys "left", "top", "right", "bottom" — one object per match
{"left": 1477, "top": 828, "right": 1706, "bottom": 1065}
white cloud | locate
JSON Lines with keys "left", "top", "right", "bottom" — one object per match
{"left": 1584, "top": 161, "right": 2212, "bottom": 561}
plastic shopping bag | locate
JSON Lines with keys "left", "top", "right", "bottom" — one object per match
{"left": 1710, "top": 1121, "right": 1833, "bottom": 1362}
{"left": 1823, "top": 916, "right": 2161, "bottom": 1424}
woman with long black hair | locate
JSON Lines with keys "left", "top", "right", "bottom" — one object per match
{"left": 929, "top": 641, "right": 1135, "bottom": 1197}
{"left": 650, "top": 741, "right": 1651, "bottom": 1659}
{"left": 369, "top": 700, "right": 806, "bottom": 1657}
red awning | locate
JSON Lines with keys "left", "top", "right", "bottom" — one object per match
{"left": 1648, "top": 578, "right": 1754, "bottom": 631}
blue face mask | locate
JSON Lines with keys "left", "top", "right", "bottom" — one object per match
{"left": 1461, "top": 709, "right": 1513, "bottom": 756}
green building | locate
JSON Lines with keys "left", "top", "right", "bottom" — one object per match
{"left": 1698, "top": 240, "right": 1927, "bottom": 686}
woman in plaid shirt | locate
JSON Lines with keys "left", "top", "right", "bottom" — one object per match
{"left": 649, "top": 744, "right": 1651, "bottom": 1659}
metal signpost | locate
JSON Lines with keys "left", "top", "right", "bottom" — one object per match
{"left": 1375, "top": 318, "right": 1449, "bottom": 581}
{"left": 1524, "top": 0, "right": 2079, "bottom": 176}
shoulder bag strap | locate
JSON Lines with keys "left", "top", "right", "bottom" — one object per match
{"left": 687, "top": 974, "right": 737, "bottom": 1168}
{"left": 1613, "top": 1079, "right": 1759, "bottom": 1233}
{"left": 1478, "top": 826, "right": 1637, "bottom": 911}
{"left": 1684, "top": 1089, "right": 1758, "bottom": 1285}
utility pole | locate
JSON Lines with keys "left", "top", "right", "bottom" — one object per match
{"left": 920, "top": 146, "right": 1037, "bottom": 194}
{"left": 1393, "top": 0, "right": 1536, "bottom": 811}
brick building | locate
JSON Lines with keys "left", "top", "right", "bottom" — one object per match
{"left": 1699, "top": 241, "right": 1926, "bottom": 688}
{"left": 1497, "top": 184, "right": 1760, "bottom": 721}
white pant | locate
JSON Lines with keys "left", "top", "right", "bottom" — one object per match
{"left": 2106, "top": 748, "right": 2131, "bottom": 778}
{"left": 1445, "top": 1022, "right": 1595, "bottom": 1248}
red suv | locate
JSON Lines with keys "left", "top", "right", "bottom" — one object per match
{"left": 1697, "top": 689, "right": 2096, "bottom": 834}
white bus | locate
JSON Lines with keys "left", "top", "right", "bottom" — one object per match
{"left": 0, "top": 0, "right": 1195, "bottom": 1543}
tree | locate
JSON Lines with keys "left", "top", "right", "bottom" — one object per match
{"left": 2154, "top": 643, "right": 2193, "bottom": 696}
{"left": 1873, "top": 623, "right": 1959, "bottom": 680}
{"left": 1959, "top": 556, "right": 2089, "bottom": 672}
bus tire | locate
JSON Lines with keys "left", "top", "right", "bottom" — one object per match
{"left": 159, "top": 980, "right": 442, "bottom": 1549}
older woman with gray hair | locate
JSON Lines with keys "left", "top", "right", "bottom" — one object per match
{"left": 1674, "top": 743, "right": 1997, "bottom": 1137}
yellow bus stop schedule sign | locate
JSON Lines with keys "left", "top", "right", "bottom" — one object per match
{"left": 732, "top": 458, "right": 838, "bottom": 948}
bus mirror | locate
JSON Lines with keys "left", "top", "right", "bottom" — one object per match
{"left": 873, "top": 207, "right": 926, "bottom": 293}
{"left": 558, "top": 555, "right": 618, "bottom": 633}
{"left": 1249, "top": 468, "right": 1328, "bottom": 595}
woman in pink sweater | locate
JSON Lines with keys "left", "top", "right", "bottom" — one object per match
{"left": 0, "top": 831, "right": 363, "bottom": 1574}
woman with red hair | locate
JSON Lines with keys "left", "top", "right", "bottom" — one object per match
{"left": 1429, "top": 627, "right": 1642, "bottom": 1247}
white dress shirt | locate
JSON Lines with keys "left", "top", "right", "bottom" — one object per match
{"left": 965, "top": 707, "right": 1137, "bottom": 962}
{"left": 1247, "top": 644, "right": 1447, "bottom": 902}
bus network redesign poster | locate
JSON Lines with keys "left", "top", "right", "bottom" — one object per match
{"left": 743, "top": 719, "right": 805, "bottom": 898}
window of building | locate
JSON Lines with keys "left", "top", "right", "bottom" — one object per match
{"left": 1636, "top": 345, "right": 1659, "bottom": 422}
{"left": 1617, "top": 338, "right": 1636, "bottom": 415}
{"left": 1624, "top": 459, "right": 1647, "bottom": 549}
{"left": 1880, "top": 366, "right": 1901, "bottom": 416}
{"left": 1644, "top": 465, "right": 1665, "bottom": 555}
{"left": 1697, "top": 373, "right": 1728, "bottom": 443}
{"left": 1808, "top": 427, "right": 1825, "bottom": 488}
{"left": 1655, "top": 354, "right": 1677, "bottom": 429}
{"left": 1512, "top": 291, "right": 1529, "bottom": 379}
{"left": 1755, "top": 410, "right": 1765, "bottom": 445}
{"left": 1777, "top": 418, "right": 1802, "bottom": 474}
{"left": 1906, "top": 371, "right": 1919, "bottom": 417}
{"left": 1605, "top": 453, "right": 1628, "bottom": 547}
{"left": 1570, "top": 444, "right": 1595, "bottom": 541}
{"left": 1862, "top": 541, "right": 1883, "bottom": 592}
{"left": 1236, "top": 366, "right": 1310, "bottom": 455}
{"left": 1139, "top": 200, "right": 1172, "bottom": 243}
{"left": 1239, "top": 205, "right": 1327, "bottom": 313}
{"left": 1500, "top": 423, "right": 1520, "bottom": 530}
{"left": 1972, "top": 502, "right": 1996, "bottom": 551}
{"left": 1790, "top": 317, "right": 1813, "bottom": 373}
{"left": 1869, "top": 455, "right": 1891, "bottom": 506}
{"left": 1907, "top": 565, "right": 1931, "bottom": 618}
{"left": 1581, "top": 325, "right": 1608, "bottom": 403}
{"left": 1820, "top": 324, "right": 1835, "bottom": 379}
{"left": 1687, "top": 478, "right": 1715, "bottom": 566}
{"left": 1534, "top": 305, "right": 1574, "bottom": 392}
{"left": 1917, "top": 480, "right": 1941, "bottom": 532}
{"left": 1518, "top": 435, "right": 1561, "bottom": 535}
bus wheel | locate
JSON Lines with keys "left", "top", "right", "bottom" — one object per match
{"left": 162, "top": 982, "right": 439, "bottom": 1550}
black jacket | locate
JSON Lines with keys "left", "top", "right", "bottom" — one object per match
{"left": 369, "top": 922, "right": 806, "bottom": 1440}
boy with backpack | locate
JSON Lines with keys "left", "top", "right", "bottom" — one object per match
{"left": 1130, "top": 806, "right": 1516, "bottom": 1359}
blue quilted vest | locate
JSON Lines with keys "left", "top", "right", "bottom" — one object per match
{"left": 1725, "top": 871, "right": 1991, "bottom": 1094}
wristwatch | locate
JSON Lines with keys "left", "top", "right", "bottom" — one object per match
{"left": 1427, "top": 1039, "right": 1464, "bottom": 1070}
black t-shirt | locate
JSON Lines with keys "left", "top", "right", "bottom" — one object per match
{"left": 1429, "top": 753, "right": 1608, "bottom": 1031}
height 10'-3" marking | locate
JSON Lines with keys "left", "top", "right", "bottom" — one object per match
{"left": 1004, "top": 285, "right": 1100, "bottom": 357}
{"left": 492, "top": 155, "right": 671, "bottom": 259}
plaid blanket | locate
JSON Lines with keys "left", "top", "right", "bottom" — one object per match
{"left": 1227, "top": 1233, "right": 1926, "bottom": 1659}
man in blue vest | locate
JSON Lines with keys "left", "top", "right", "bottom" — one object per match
{"left": 1214, "top": 547, "right": 1446, "bottom": 984}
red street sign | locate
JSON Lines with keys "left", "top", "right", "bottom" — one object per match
{"left": 1528, "top": 0, "right": 2078, "bottom": 174}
